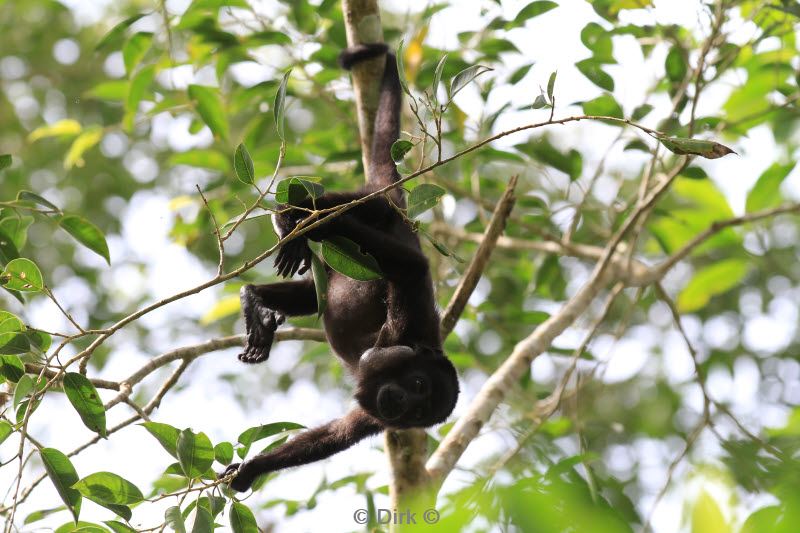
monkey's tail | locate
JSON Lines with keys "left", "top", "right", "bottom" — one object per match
{"left": 339, "top": 43, "right": 402, "bottom": 192}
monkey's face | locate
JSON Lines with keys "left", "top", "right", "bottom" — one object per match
{"left": 355, "top": 346, "right": 459, "bottom": 428}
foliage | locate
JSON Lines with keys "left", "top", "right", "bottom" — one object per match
{"left": 0, "top": 0, "right": 799, "bottom": 531}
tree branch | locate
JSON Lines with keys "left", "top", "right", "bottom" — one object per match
{"left": 440, "top": 175, "right": 518, "bottom": 337}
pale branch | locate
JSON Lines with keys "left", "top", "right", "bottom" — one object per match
{"left": 425, "top": 163, "right": 687, "bottom": 483}
{"left": 440, "top": 175, "right": 518, "bottom": 337}
{"left": 342, "top": 0, "right": 384, "bottom": 176}
{"left": 432, "top": 225, "right": 652, "bottom": 286}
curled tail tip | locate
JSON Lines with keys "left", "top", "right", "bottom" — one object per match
{"left": 338, "top": 42, "right": 390, "bottom": 70}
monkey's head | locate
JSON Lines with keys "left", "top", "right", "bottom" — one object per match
{"left": 355, "top": 345, "right": 459, "bottom": 428}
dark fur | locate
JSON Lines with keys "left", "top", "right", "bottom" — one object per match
{"left": 224, "top": 44, "right": 459, "bottom": 491}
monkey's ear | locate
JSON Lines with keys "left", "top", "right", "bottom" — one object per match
{"left": 359, "top": 345, "right": 415, "bottom": 376}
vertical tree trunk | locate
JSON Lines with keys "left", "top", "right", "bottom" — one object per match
{"left": 340, "top": 0, "right": 434, "bottom": 524}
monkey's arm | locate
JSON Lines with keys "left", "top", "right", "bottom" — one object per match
{"left": 224, "top": 408, "right": 383, "bottom": 491}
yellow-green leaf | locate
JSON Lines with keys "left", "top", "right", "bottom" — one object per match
{"left": 64, "top": 127, "right": 103, "bottom": 169}
{"left": 745, "top": 162, "right": 795, "bottom": 213}
{"left": 200, "top": 295, "right": 240, "bottom": 325}
{"left": 691, "top": 491, "right": 730, "bottom": 533}
{"left": 28, "top": 119, "right": 82, "bottom": 143}
{"left": 678, "top": 259, "right": 749, "bottom": 312}
{"left": 189, "top": 84, "right": 229, "bottom": 141}
{"left": 122, "top": 32, "right": 153, "bottom": 75}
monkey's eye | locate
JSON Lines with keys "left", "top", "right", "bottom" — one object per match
{"left": 414, "top": 377, "right": 426, "bottom": 393}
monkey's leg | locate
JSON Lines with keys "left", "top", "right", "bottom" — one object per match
{"left": 239, "top": 279, "right": 318, "bottom": 364}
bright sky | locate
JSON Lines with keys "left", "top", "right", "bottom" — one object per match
{"left": 2, "top": 0, "right": 799, "bottom": 532}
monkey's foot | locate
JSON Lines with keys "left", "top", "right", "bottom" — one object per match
{"left": 238, "top": 308, "right": 284, "bottom": 364}
{"left": 220, "top": 463, "right": 253, "bottom": 492}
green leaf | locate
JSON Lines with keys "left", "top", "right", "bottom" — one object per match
{"left": 516, "top": 136, "right": 582, "bottom": 181}
{"left": 390, "top": 140, "right": 414, "bottom": 164}
{"left": 85, "top": 81, "right": 129, "bottom": 102}
{"left": 24, "top": 506, "right": 67, "bottom": 525}
{"left": 63, "top": 372, "right": 107, "bottom": 437}
{"left": 213, "top": 442, "right": 234, "bottom": 465}
{"left": 140, "top": 421, "right": 181, "bottom": 458}
{"left": 165, "top": 506, "right": 186, "bottom": 533}
{"left": 185, "top": 505, "right": 213, "bottom": 533}
{"left": 449, "top": 65, "right": 493, "bottom": 99}
{"left": 0, "top": 321, "right": 30, "bottom": 355}
{"left": 395, "top": 41, "right": 411, "bottom": 96}
{"left": 691, "top": 491, "right": 730, "bottom": 533}
{"left": 513, "top": 1, "right": 558, "bottom": 24}
{"left": 237, "top": 422, "right": 304, "bottom": 451}
{"left": 678, "top": 259, "right": 749, "bottom": 312}
{"left": 582, "top": 94, "right": 623, "bottom": 119}
{"left": 104, "top": 521, "right": 137, "bottom": 533}
{"left": 531, "top": 94, "right": 549, "bottom": 109}
{"left": 0, "top": 420, "right": 12, "bottom": 445}
{"left": 407, "top": 184, "right": 446, "bottom": 219}
{"left": 59, "top": 215, "right": 110, "bottom": 264}
{"left": 0, "top": 214, "right": 34, "bottom": 250}
{"left": 1, "top": 258, "right": 44, "bottom": 292}
{"left": 745, "top": 162, "right": 795, "bottom": 212}
{"left": 310, "top": 250, "right": 328, "bottom": 318}
{"left": 580, "top": 22, "right": 613, "bottom": 62}
{"left": 188, "top": 85, "right": 229, "bottom": 141}
{"left": 17, "top": 190, "right": 60, "bottom": 212}
{"left": 576, "top": 58, "right": 614, "bottom": 91}
{"left": 72, "top": 472, "right": 144, "bottom": 506}
{"left": 245, "top": 30, "right": 292, "bottom": 46}
{"left": 509, "top": 64, "right": 533, "bottom": 84}
{"left": 64, "top": 127, "right": 103, "bottom": 169}
{"left": 740, "top": 506, "right": 781, "bottom": 533}
{"left": 96, "top": 14, "right": 147, "bottom": 51}
{"left": 547, "top": 70, "right": 557, "bottom": 101}
{"left": 56, "top": 522, "right": 108, "bottom": 533}
{"left": 229, "top": 502, "right": 258, "bottom": 533}
{"left": 0, "top": 230, "right": 20, "bottom": 265}
{"left": 122, "top": 32, "right": 153, "bottom": 75}
{"left": 431, "top": 54, "right": 447, "bottom": 104}
{"left": 274, "top": 69, "right": 291, "bottom": 140}
{"left": 0, "top": 355, "right": 25, "bottom": 382}
{"left": 176, "top": 429, "right": 214, "bottom": 478}
{"left": 658, "top": 136, "right": 736, "bottom": 159}
{"left": 169, "top": 150, "right": 231, "bottom": 171}
{"left": 275, "top": 177, "right": 323, "bottom": 205}
{"left": 97, "top": 503, "right": 131, "bottom": 522}
{"left": 665, "top": 45, "right": 687, "bottom": 82}
{"left": 321, "top": 236, "right": 383, "bottom": 281}
{"left": 13, "top": 374, "right": 35, "bottom": 407}
{"left": 40, "top": 448, "right": 82, "bottom": 523}
{"left": 28, "top": 119, "right": 82, "bottom": 143}
{"left": 632, "top": 103, "right": 654, "bottom": 121}
{"left": 125, "top": 64, "right": 156, "bottom": 131}
{"left": 234, "top": 143, "right": 255, "bottom": 184}
{"left": 0, "top": 154, "right": 11, "bottom": 171}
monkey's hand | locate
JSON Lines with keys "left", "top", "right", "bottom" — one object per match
{"left": 274, "top": 237, "right": 311, "bottom": 278}
{"left": 220, "top": 463, "right": 255, "bottom": 492}
{"left": 239, "top": 285, "right": 285, "bottom": 364}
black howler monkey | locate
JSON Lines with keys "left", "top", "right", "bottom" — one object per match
{"left": 223, "top": 43, "right": 459, "bottom": 491}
